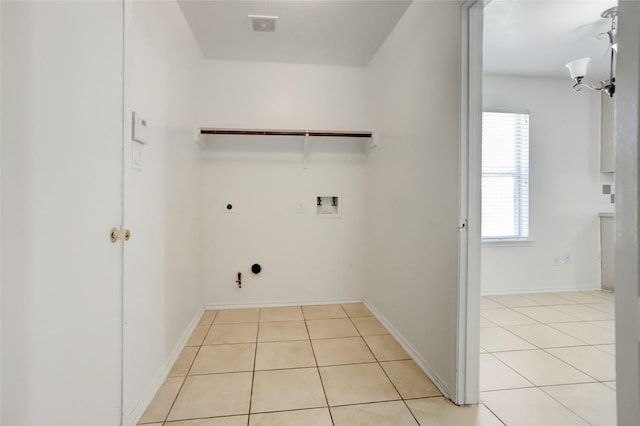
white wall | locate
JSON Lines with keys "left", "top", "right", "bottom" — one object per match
{"left": 200, "top": 61, "right": 368, "bottom": 306}
{"left": 123, "top": 2, "right": 204, "bottom": 423}
{"left": 1, "top": 2, "right": 123, "bottom": 424}
{"left": 364, "top": 1, "right": 461, "bottom": 397}
{"left": 198, "top": 61, "right": 367, "bottom": 131}
{"left": 481, "top": 75, "right": 603, "bottom": 294}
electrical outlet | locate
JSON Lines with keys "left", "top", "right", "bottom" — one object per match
{"left": 554, "top": 256, "right": 561, "bottom": 266}
{"left": 132, "top": 142, "right": 144, "bottom": 171}
{"left": 296, "top": 202, "right": 305, "bottom": 214}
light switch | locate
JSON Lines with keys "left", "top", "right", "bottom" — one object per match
{"left": 296, "top": 201, "right": 305, "bottom": 214}
{"left": 132, "top": 111, "right": 148, "bottom": 144}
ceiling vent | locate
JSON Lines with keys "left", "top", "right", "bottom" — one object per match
{"left": 248, "top": 15, "right": 278, "bottom": 32}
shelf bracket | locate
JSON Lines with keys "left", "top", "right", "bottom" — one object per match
{"left": 194, "top": 128, "right": 203, "bottom": 147}
{"left": 303, "top": 131, "right": 309, "bottom": 169}
{"left": 366, "top": 132, "right": 378, "bottom": 151}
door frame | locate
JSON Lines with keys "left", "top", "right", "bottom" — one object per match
{"left": 118, "top": 1, "right": 130, "bottom": 424}
{"left": 614, "top": 1, "right": 640, "bottom": 423}
{"left": 456, "top": 0, "right": 484, "bottom": 405}
{"left": 120, "top": 1, "right": 134, "bottom": 424}
{"left": 0, "top": 2, "right": 3, "bottom": 419}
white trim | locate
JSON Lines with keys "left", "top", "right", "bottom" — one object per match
{"left": 364, "top": 300, "right": 450, "bottom": 399}
{"left": 126, "top": 306, "right": 205, "bottom": 426}
{"left": 482, "top": 239, "right": 534, "bottom": 246}
{"left": 456, "top": 0, "right": 484, "bottom": 406}
{"left": 206, "top": 298, "right": 362, "bottom": 310}
{"left": 481, "top": 286, "right": 603, "bottom": 297}
{"left": 614, "top": 3, "right": 640, "bottom": 424}
{"left": 0, "top": 0, "right": 3, "bottom": 419}
{"left": 484, "top": 108, "right": 530, "bottom": 115}
{"left": 119, "top": 2, "right": 132, "bottom": 424}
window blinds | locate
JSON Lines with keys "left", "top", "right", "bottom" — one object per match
{"left": 481, "top": 111, "right": 530, "bottom": 240}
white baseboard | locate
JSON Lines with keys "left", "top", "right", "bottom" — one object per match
{"left": 126, "top": 306, "right": 205, "bottom": 426}
{"left": 206, "top": 297, "right": 363, "bottom": 310}
{"left": 481, "top": 285, "right": 603, "bottom": 296}
{"left": 363, "top": 299, "right": 451, "bottom": 399}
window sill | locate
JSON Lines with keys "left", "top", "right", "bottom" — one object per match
{"left": 482, "top": 239, "right": 534, "bottom": 247}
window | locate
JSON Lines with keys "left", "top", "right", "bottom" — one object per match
{"left": 482, "top": 111, "right": 530, "bottom": 241}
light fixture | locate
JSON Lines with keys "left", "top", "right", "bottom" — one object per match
{"left": 565, "top": 6, "right": 618, "bottom": 97}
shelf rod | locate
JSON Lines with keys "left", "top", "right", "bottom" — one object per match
{"left": 307, "top": 131, "right": 372, "bottom": 138}
{"left": 200, "top": 128, "right": 372, "bottom": 138}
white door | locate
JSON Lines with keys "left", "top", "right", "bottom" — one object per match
{"left": 1, "top": 1, "right": 125, "bottom": 424}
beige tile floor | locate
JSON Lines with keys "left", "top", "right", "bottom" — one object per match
{"left": 139, "top": 291, "right": 616, "bottom": 426}
{"left": 480, "top": 290, "right": 617, "bottom": 426}
{"left": 139, "top": 303, "right": 501, "bottom": 426}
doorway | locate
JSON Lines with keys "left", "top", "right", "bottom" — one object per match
{"left": 462, "top": 1, "right": 615, "bottom": 424}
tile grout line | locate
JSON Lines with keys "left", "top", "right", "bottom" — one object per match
{"left": 346, "top": 307, "right": 428, "bottom": 424}
{"left": 149, "top": 295, "right": 614, "bottom": 425}
{"left": 160, "top": 310, "right": 217, "bottom": 424}
{"left": 481, "top": 292, "right": 616, "bottom": 426}
{"left": 486, "top": 303, "right": 610, "bottom": 352}
{"left": 519, "top": 293, "right": 576, "bottom": 306}
{"left": 500, "top": 324, "right": 591, "bottom": 350}
{"left": 546, "top": 303, "right": 614, "bottom": 322}
{"left": 482, "top": 321, "right": 540, "bottom": 352}
{"left": 539, "top": 345, "right": 609, "bottom": 384}
{"left": 480, "top": 352, "right": 535, "bottom": 392}
{"left": 480, "top": 402, "right": 508, "bottom": 426}
{"left": 490, "top": 299, "right": 614, "bottom": 384}
{"left": 161, "top": 413, "right": 246, "bottom": 424}
{"left": 304, "top": 308, "right": 337, "bottom": 426}
{"left": 488, "top": 309, "right": 605, "bottom": 387}
{"left": 374, "top": 355, "right": 419, "bottom": 423}
{"left": 246, "top": 309, "right": 263, "bottom": 425}
{"left": 546, "top": 322, "right": 615, "bottom": 344}
{"left": 481, "top": 307, "right": 545, "bottom": 326}
{"left": 537, "top": 385, "right": 604, "bottom": 426}
{"left": 506, "top": 304, "right": 584, "bottom": 323}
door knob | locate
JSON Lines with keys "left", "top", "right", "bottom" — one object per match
{"left": 110, "top": 227, "right": 131, "bottom": 243}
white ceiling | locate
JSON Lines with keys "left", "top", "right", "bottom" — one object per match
{"left": 484, "top": 0, "right": 618, "bottom": 80}
{"left": 177, "top": 0, "right": 412, "bottom": 67}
